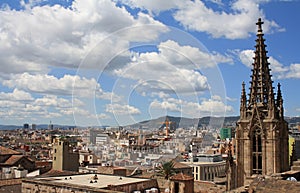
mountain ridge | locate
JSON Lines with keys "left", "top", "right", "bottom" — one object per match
{"left": 0, "top": 116, "right": 299, "bottom": 130}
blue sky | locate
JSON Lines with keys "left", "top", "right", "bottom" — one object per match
{"left": 0, "top": 0, "right": 299, "bottom": 126}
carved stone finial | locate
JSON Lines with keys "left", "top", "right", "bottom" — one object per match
{"left": 256, "top": 18, "right": 264, "bottom": 33}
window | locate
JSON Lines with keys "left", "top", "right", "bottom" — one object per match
{"left": 174, "top": 182, "right": 179, "bottom": 193}
{"left": 252, "top": 128, "right": 262, "bottom": 174}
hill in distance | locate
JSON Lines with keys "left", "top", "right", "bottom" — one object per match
{"left": 0, "top": 116, "right": 299, "bottom": 130}
{"left": 125, "top": 115, "right": 240, "bottom": 130}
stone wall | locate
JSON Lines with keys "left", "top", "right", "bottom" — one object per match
{"left": 0, "top": 179, "right": 22, "bottom": 193}
{"left": 22, "top": 179, "right": 122, "bottom": 193}
{"left": 107, "top": 179, "right": 158, "bottom": 192}
{"left": 22, "top": 178, "right": 158, "bottom": 193}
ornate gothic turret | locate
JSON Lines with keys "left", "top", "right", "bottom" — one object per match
{"left": 240, "top": 82, "right": 247, "bottom": 119}
{"left": 248, "top": 18, "right": 276, "bottom": 118}
{"left": 276, "top": 83, "right": 284, "bottom": 119}
{"left": 235, "top": 18, "right": 289, "bottom": 188}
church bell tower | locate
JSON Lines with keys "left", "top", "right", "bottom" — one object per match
{"left": 236, "top": 18, "right": 289, "bottom": 186}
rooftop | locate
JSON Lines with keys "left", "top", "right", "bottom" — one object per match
{"left": 3, "top": 155, "right": 24, "bottom": 165}
{"left": 0, "top": 146, "right": 22, "bottom": 155}
{"left": 170, "top": 173, "right": 194, "bottom": 181}
{"left": 33, "top": 173, "right": 152, "bottom": 189}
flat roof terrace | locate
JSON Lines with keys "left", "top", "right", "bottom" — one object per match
{"left": 23, "top": 173, "right": 158, "bottom": 193}
{"left": 37, "top": 173, "right": 150, "bottom": 189}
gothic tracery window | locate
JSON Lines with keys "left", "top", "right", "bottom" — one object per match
{"left": 252, "top": 128, "right": 262, "bottom": 174}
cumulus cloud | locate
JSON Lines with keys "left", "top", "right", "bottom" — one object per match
{"left": 150, "top": 99, "right": 181, "bottom": 112}
{"left": 114, "top": 40, "right": 231, "bottom": 94}
{"left": 239, "top": 49, "right": 254, "bottom": 68}
{"left": 158, "top": 40, "right": 233, "bottom": 68}
{"left": 2, "top": 73, "right": 117, "bottom": 99}
{"left": 176, "top": 0, "right": 284, "bottom": 39}
{"left": 34, "top": 95, "right": 73, "bottom": 108}
{"left": 118, "top": 0, "right": 184, "bottom": 14}
{"left": 238, "top": 49, "right": 300, "bottom": 79}
{"left": 285, "top": 64, "right": 300, "bottom": 79}
{"left": 0, "top": 89, "right": 33, "bottom": 101}
{"left": 106, "top": 103, "right": 141, "bottom": 115}
{"left": 0, "top": 95, "right": 64, "bottom": 121}
{"left": 0, "top": 0, "right": 168, "bottom": 76}
{"left": 0, "top": 89, "right": 103, "bottom": 124}
{"left": 97, "top": 113, "right": 110, "bottom": 119}
{"left": 149, "top": 96, "right": 233, "bottom": 118}
{"left": 122, "top": 0, "right": 283, "bottom": 39}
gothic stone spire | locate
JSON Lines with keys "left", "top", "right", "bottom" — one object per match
{"left": 248, "top": 18, "right": 275, "bottom": 113}
{"left": 236, "top": 18, "right": 289, "bottom": 188}
{"left": 240, "top": 82, "right": 247, "bottom": 119}
{"left": 277, "top": 83, "right": 284, "bottom": 118}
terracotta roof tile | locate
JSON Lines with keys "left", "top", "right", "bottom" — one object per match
{"left": 0, "top": 179, "right": 22, "bottom": 186}
{"left": 4, "top": 155, "right": 23, "bottom": 165}
{"left": 173, "top": 162, "right": 191, "bottom": 169}
{"left": 0, "top": 146, "right": 22, "bottom": 155}
{"left": 170, "top": 173, "right": 194, "bottom": 181}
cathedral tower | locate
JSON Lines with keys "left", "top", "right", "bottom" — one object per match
{"left": 236, "top": 18, "right": 289, "bottom": 186}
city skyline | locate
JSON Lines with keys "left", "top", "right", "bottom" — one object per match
{"left": 0, "top": 0, "right": 299, "bottom": 126}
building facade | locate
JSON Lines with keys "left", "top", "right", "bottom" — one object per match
{"left": 184, "top": 154, "right": 226, "bottom": 182}
{"left": 220, "top": 128, "right": 232, "bottom": 140}
{"left": 236, "top": 18, "right": 289, "bottom": 186}
{"left": 52, "top": 138, "right": 79, "bottom": 172}
{"left": 169, "top": 173, "right": 194, "bottom": 193}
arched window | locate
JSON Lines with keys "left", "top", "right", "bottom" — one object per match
{"left": 252, "top": 128, "right": 262, "bottom": 174}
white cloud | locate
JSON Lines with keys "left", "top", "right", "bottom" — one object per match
{"left": 60, "top": 107, "right": 88, "bottom": 116}
{"left": 158, "top": 40, "right": 233, "bottom": 68}
{"left": 0, "top": 100, "right": 24, "bottom": 108}
{"left": 226, "top": 96, "right": 238, "bottom": 102}
{"left": 97, "top": 113, "right": 110, "bottom": 119}
{"left": 286, "top": 63, "right": 300, "bottom": 79}
{"left": 268, "top": 57, "right": 289, "bottom": 79}
{"left": 106, "top": 103, "right": 141, "bottom": 115}
{"left": 150, "top": 99, "right": 181, "bottom": 112}
{"left": 114, "top": 40, "right": 231, "bottom": 94}
{"left": 238, "top": 49, "right": 300, "bottom": 79}
{"left": 136, "top": 69, "right": 209, "bottom": 93}
{"left": 123, "top": 0, "right": 283, "bottom": 39}
{"left": 208, "top": 0, "right": 224, "bottom": 6}
{"left": 149, "top": 96, "right": 233, "bottom": 117}
{"left": 0, "top": 89, "right": 33, "bottom": 101}
{"left": 199, "top": 97, "right": 233, "bottom": 114}
{"left": 239, "top": 49, "right": 254, "bottom": 68}
{"left": 2, "top": 73, "right": 116, "bottom": 99}
{"left": 34, "top": 95, "right": 72, "bottom": 108}
{"left": 150, "top": 91, "right": 170, "bottom": 99}
{"left": 118, "top": 0, "right": 184, "bottom": 14}
{"left": 0, "top": 89, "right": 103, "bottom": 123}
{"left": 0, "top": 0, "right": 168, "bottom": 76}
{"left": 174, "top": 0, "right": 283, "bottom": 39}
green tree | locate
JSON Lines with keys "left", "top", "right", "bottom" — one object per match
{"left": 156, "top": 161, "right": 176, "bottom": 180}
